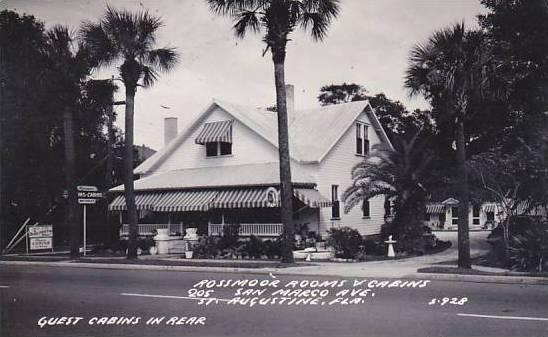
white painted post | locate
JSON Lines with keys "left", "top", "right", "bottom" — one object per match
{"left": 83, "top": 205, "right": 87, "bottom": 256}
{"left": 25, "top": 225, "right": 29, "bottom": 255}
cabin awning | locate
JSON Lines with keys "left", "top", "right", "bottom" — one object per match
{"left": 109, "top": 186, "right": 331, "bottom": 211}
{"left": 195, "top": 120, "right": 233, "bottom": 144}
{"left": 483, "top": 204, "right": 497, "bottom": 212}
{"left": 426, "top": 204, "right": 445, "bottom": 214}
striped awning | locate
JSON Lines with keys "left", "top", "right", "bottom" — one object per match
{"left": 483, "top": 204, "right": 497, "bottom": 212}
{"left": 195, "top": 120, "right": 233, "bottom": 144}
{"left": 109, "top": 187, "right": 332, "bottom": 212}
{"left": 109, "top": 190, "right": 217, "bottom": 212}
{"left": 154, "top": 190, "right": 218, "bottom": 212}
{"left": 426, "top": 204, "right": 445, "bottom": 214}
{"left": 294, "top": 188, "right": 331, "bottom": 208}
{"left": 109, "top": 192, "right": 166, "bottom": 211}
{"left": 211, "top": 188, "right": 275, "bottom": 208}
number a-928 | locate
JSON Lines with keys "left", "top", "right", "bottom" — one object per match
{"left": 428, "top": 297, "right": 468, "bottom": 306}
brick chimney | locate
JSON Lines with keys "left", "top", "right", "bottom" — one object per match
{"left": 285, "top": 84, "right": 295, "bottom": 123}
{"left": 164, "top": 117, "right": 178, "bottom": 146}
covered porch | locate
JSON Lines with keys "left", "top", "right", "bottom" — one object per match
{"left": 109, "top": 185, "right": 331, "bottom": 238}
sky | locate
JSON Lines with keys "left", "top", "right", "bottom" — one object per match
{"left": 2, "top": 0, "right": 487, "bottom": 150}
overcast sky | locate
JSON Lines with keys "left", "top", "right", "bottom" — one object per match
{"left": 2, "top": 0, "right": 486, "bottom": 150}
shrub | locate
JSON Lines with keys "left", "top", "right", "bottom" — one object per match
{"left": 362, "top": 237, "right": 386, "bottom": 256}
{"left": 263, "top": 239, "right": 282, "bottom": 259}
{"left": 193, "top": 236, "right": 220, "bottom": 259}
{"left": 327, "top": 227, "right": 364, "bottom": 259}
{"left": 509, "top": 218, "right": 548, "bottom": 272}
{"left": 219, "top": 224, "right": 240, "bottom": 249}
{"left": 244, "top": 235, "right": 264, "bottom": 259}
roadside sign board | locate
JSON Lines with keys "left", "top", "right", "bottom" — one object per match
{"left": 77, "top": 185, "right": 98, "bottom": 192}
{"left": 28, "top": 225, "right": 53, "bottom": 238}
{"left": 78, "top": 198, "right": 97, "bottom": 205}
{"left": 77, "top": 191, "right": 104, "bottom": 198}
{"left": 30, "top": 237, "right": 53, "bottom": 250}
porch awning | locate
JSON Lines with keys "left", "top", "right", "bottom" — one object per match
{"left": 195, "top": 120, "right": 233, "bottom": 144}
{"left": 483, "top": 204, "right": 496, "bottom": 212}
{"left": 154, "top": 190, "right": 218, "bottom": 212}
{"left": 109, "top": 190, "right": 217, "bottom": 212}
{"left": 294, "top": 188, "right": 331, "bottom": 208}
{"left": 211, "top": 188, "right": 275, "bottom": 209}
{"left": 426, "top": 204, "right": 445, "bottom": 214}
{"left": 109, "top": 187, "right": 332, "bottom": 212}
{"left": 109, "top": 192, "right": 166, "bottom": 211}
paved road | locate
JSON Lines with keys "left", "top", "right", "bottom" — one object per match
{"left": 1, "top": 264, "right": 547, "bottom": 337}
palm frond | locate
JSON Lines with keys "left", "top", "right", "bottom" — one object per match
{"left": 140, "top": 65, "right": 158, "bottom": 87}
{"left": 145, "top": 47, "right": 179, "bottom": 72}
{"left": 79, "top": 20, "right": 118, "bottom": 68}
{"left": 207, "top": 0, "right": 266, "bottom": 16}
{"left": 233, "top": 10, "right": 261, "bottom": 38}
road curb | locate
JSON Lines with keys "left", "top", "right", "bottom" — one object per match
{"left": 4, "top": 261, "right": 548, "bottom": 285}
{"left": 2, "top": 260, "right": 548, "bottom": 285}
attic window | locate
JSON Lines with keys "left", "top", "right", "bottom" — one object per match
{"left": 195, "top": 120, "right": 233, "bottom": 144}
{"left": 196, "top": 120, "right": 233, "bottom": 157}
{"left": 356, "top": 122, "right": 369, "bottom": 156}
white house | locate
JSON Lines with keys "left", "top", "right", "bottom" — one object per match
{"left": 109, "top": 85, "right": 393, "bottom": 239}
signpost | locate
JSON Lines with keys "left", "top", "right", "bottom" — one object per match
{"left": 77, "top": 186, "right": 103, "bottom": 256}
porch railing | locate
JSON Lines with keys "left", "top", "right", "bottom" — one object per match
{"left": 120, "top": 223, "right": 184, "bottom": 236}
{"left": 208, "top": 223, "right": 283, "bottom": 237}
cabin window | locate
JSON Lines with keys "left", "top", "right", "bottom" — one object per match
{"left": 451, "top": 206, "right": 459, "bottom": 225}
{"left": 356, "top": 123, "right": 369, "bottom": 156}
{"left": 331, "top": 185, "right": 340, "bottom": 219}
{"left": 384, "top": 197, "right": 392, "bottom": 217}
{"left": 362, "top": 199, "right": 370, "bottom": 218}
{"left": 486, "top": 211, "right": 495, "bottom": 221}
{"left": 472, "top": 205, "right": 480, "bottom": 225}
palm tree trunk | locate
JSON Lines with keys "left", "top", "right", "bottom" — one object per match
{"left": 64, "top": 108, "right": 79, "bottom": 259}
{"left": 124, "top": 88, "right": 138, "bottom": 259}
{"left": 105, "top": 97, "right": 115, "bottom": 246}
{"left": 0, "top": 77, "right": 5, "bottom": 254}
{"left": 456, "top": 119, "right": 471, "bottom": 268}
{"left": 273, "top": 59, "right": 294, "bottom": 264}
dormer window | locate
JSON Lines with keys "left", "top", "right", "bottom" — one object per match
{"left": 356, "top": 122, "right": 369, "bottom": 156}
{"left": 195, "top": 120, "right": 233, "bottom": 157}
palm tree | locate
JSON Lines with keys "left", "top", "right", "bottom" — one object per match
{"left": 405, "top": 23, "right": 497, "bottom": 268}
{"left": 80, "top": 7, "right": 178, "bottom": 258}
{"left": 43, "top": 25, "right": 90, "bottom": 259}
{"left": 206, "top": 0, "right": 340, "bottom": 263}
{"left": 342, "top": 131, "right": 433, "bottom": 253}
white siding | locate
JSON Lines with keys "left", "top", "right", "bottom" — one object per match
{"left": 313, "top": 107, "right": 386, "bottom": 236}
{"left": 152, "top": 107, "right": 280, "bottom": 174}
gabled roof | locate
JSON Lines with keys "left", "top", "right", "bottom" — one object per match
{"left": 135, "top": 98, "right": 392, "bottom": 175}
{"left": 113, "top": 162, "right": 315, "bottom": 192}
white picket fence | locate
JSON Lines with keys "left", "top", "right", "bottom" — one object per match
{"left": 208, "top": 223, "right": 283, "bottom": 237}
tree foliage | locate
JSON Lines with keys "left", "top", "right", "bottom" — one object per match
{"left": 342, "top": 130, "right": 433, "bottom": 253}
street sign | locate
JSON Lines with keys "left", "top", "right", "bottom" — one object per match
{"left": 77, "top": 185, "right": 98, "bottom": 192}
{"left": 77, "top": 191, "right": 104, "bottom": 198}
{"left": 28, "top": 225, "right": 53, "bottom": 238}
{"left": 30, "top": 237, "right": 53, "bottom": 250}
{"left": 78, "top": 198, "right": 97, "bottom": 205}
